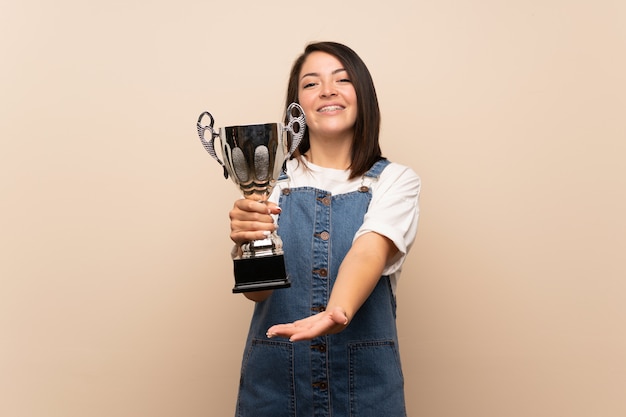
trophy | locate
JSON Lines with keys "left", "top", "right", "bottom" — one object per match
{"left": 196, "top": 103, "right": 306, "bottom": 293}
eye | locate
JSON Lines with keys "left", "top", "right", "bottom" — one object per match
{"left": 338, "top": 78, "right": 352, "bottom": 84}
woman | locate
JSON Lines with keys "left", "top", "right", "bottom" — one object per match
{"left": 229, "top": 41, "right": 420, "bottom": 417}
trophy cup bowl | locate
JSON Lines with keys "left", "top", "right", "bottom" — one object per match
{"left": 196, "top": 103, "right": 306, "bottom": 293}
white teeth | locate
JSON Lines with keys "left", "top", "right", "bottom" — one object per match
{"left": 319, "top": 105, "right": 343, "bottom": 112}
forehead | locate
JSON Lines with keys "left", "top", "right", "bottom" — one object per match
{"left": 300, "top": 51, "right": 345, "bottom": 77}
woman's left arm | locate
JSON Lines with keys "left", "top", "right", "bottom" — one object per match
{"left": 266, "top": 231, "right": 397, "bottom": 341}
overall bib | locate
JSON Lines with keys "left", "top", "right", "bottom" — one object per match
{"left": 236, "top": 159, "right": 407, "bottom": 417}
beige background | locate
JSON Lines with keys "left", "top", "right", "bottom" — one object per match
{"left": 1, "top": 0, "right": 625, "bottom": 416}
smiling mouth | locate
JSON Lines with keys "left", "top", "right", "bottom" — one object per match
{"left": 318, "top": 105, "right": 344, "bottom": 113}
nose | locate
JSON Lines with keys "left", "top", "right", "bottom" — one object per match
{"left": 320, "top": 82, "right": 337, "bottom": 98}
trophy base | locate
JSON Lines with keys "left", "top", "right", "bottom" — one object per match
{"left": 232, "top": 254, "right": 291, "bottom": 293}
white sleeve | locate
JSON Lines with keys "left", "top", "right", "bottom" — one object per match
{"left": 354, "top": 163, "right": 421, "bottom": 275}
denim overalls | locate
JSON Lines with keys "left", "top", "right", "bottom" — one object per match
{"left": 236, "top": 159, "right": 407, "bottom": 417}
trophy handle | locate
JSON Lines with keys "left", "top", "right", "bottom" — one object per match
{"left": 284, "top": 103, "right": 306, "bottom": 157}
{"left": 197, "top": 111, "right": 229, "bottom": 179}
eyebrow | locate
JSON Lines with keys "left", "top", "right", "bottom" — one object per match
{"left": 300, "top": 68, "right": 347, "bottom": 80}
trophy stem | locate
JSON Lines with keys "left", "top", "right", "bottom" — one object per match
{"left": 242, "top": 189, "right": 272, "bottom": 201}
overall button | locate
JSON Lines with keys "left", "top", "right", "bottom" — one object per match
{"left": 282, "top": 188, "right": 291, "bottom": 195}
{"left": 314, "top": 231, "right": 330, "bottom": 240}
{"left": 312, "top": 381, "right": 328, "bottom": 390}
{"left": 312, "top": 268, "right": 328, "bottom": 277}
{"left": 311, "top": 344, "right": 327, "bottom": 352}
{"left": 318, "top": 231, "right": 329, "bottom": 241}
{"left": 311, "top": 305, "right": 326, "bottom": 312}
{"left": 316, "top": 193, "right": 331, "bottom": 204}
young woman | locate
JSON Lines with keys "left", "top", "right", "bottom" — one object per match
{"left": 229, "top": 41, "right": 420, "bottom": 417}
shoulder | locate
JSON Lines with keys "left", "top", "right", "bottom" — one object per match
{"left": 377, "top": 161, "right": 421, "bottom": 193}
{"left": 382, "top": 160, "right": 419, "bottom": 178}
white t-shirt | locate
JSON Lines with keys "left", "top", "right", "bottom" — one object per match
{"left": 269, "top": 157, "right": 421, "bottom": 294}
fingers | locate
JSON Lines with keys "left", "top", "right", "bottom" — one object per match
{"left": 266, "top": 323, "right": 297, "bottom": 339}
{"left": 267, "top": 322, "right": 319, "bottom": 342}
{"left": 266, "top": 309, "right": 350, "bottom": 342}
{"left": 267, "top": 203, "right": 282, "bottom": 215}
{"left": 233, "top": 199, "right": 281, "bottom": 215}
{"left": 229, "top": 199, "right": 281, "bottom": 245}
{"left": 230, "top": 228, "right": 273, "bottom": 246}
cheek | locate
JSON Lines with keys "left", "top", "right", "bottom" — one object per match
{"left": 298, "top": 94, "right": 316, "bottom": 112}
{"left": 348, "top": 89, "right": 358, "bottom": 104}
{"left": 298, "top": 90, "right": 312, "bottom": 102}
{"left": 296, "top": 96, "right": 313, "bottom": 119}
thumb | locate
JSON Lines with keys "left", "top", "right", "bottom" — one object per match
{"left": 266, "top": 202, "right": 282, "bottom": 215}
{"left": 329, "top": 306, "right": 349, "bottom": 326}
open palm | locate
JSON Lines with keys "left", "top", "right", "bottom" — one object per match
{"left": 266, "top": 306, "right": 349, "bottom": 342}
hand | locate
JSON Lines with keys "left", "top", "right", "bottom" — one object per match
{"left": 229, "top": 198, "right": 281, "bottom": 246}
{"left": 266, "top": 306, "right": 349, "bottom": 342}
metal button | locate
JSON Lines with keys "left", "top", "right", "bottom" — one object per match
{"left": 282, "top": 188, "right": 291, "bottom": 195}
{"left": 310, "top": 344, "right": 327, "bottom": 352}
{"left": 316, "top": 194, "right": 331, "bottom": 205}
{"left": 358, "top": 185, "right": 369, "bottom": 192}
{"left": 312, "top": 268, "right": 328, "bottom": 278}
{"left": 312, "top": 381, "right": 328, "bottom": 390}
{"left": 319, "top": 231, "right": 329, "bottom": 241}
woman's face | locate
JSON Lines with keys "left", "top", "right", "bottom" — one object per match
{"left": 298, "top": 51, "right": 358, "bottom": 141}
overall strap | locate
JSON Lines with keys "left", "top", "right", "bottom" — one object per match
{"left": 364, "top": 158, "right": 390, "bottom": 179}
{"left": 277, "top": 170, "right": 289, "bottom": 181}
{"left": 358, "top": 158, "right": 390, "bottom": 192}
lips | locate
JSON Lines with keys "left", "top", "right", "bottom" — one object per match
{"left": 317, "top": 105, "right": 344, "bottom": 113}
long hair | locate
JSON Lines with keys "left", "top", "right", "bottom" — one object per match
{"left": 284, "top": 42, "right": 383, "bottom": 179}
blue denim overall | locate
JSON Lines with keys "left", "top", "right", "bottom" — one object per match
{"left": 236, "top": 159, "right": 407, "bottom": 417}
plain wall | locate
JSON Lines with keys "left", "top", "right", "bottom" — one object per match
{"left": 1, "top": 0, "right": 625, "bottom": 416}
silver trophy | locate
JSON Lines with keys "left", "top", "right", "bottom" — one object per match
{"left": 196, "top": 103, "right": 306, "bottom": 293}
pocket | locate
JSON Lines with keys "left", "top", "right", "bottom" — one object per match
{"left": 236, "top": 338, "right": 295, "bottom": 417}
{"left": 349, "top": 340, "right": 406, "bottom": 417}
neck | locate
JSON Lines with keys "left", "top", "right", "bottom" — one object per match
{"left": 305, "top": 141, "right": 352, "bottom": 170}
{"left": 304, "top": 130, "right": 353, "bottom": 169}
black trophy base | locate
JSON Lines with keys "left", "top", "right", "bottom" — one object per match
{"left": 232, "top": 254, "right": 291, "bottom": 293}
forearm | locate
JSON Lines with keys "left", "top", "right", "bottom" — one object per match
{"left": 244, "top": 290, "right": 273, "bottom": 302}
{"left": 327, "top": 232, "right": 397, "bottom": 321}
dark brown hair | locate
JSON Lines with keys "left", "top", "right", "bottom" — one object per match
{"left": 284, "top": 42, "right": 383, "bottom": 179}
